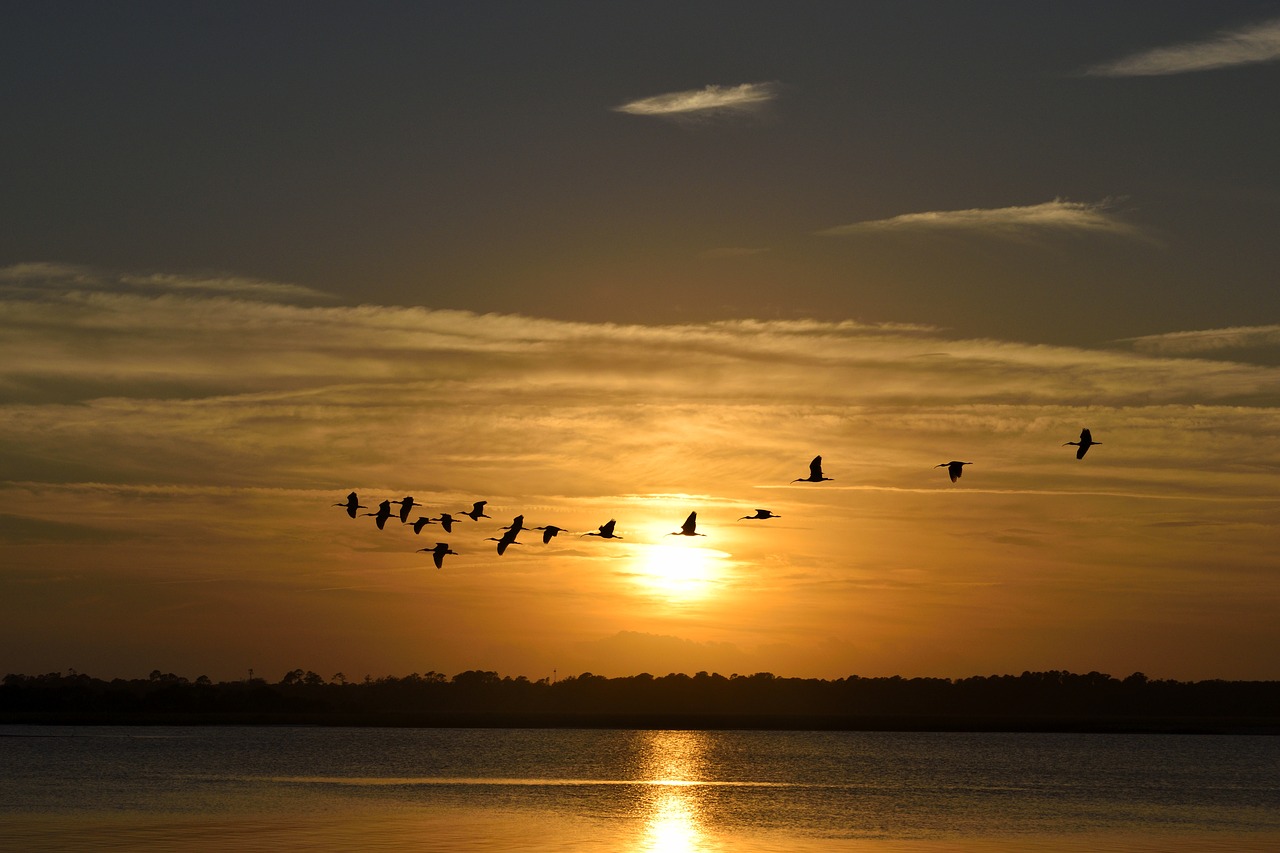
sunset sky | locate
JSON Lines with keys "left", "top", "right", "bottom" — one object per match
{"left": 3, "top": 2, "right": 1278, "bottom": 684}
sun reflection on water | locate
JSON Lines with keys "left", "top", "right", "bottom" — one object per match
{"left": 634, "top": 730, "right": 724, "bottom": 853}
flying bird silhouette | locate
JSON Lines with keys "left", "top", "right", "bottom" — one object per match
{"left": 435, "top": 513, "right": 458, "bottom": 533}
{"left": 364, "top": 500, "right": 394, "bottom": 530}
{"left": 584, "top": 519, "right": 623, "bottom": 539}
{"left": 501, "top": 515, "right": 525, "bottom": 534}
{"left": 333, "top": 492, "right": 366, "bottom": 519}
{"left": 1064, "top": 428, "right": 1100, "bottom": 460}
{"left": 485, "top": 528, "right": 522, "bottom": 556}
{"left": 410, "top": 516, "right": 436, "bottom": 534}
{"left": 417, "top": 542, "right": 457, "bottom": 569}
{"left": 533, "top": 525, "right": 564, "bottom": 543}
{"left": 670, "top": 511, "right": 705, "bottom": 537}
{"left": 739, "top": 509, "right": 779, "bottom": 520}
{"left": 793, "top": 456, "right": 833, "bottom": 483}
{"left": 392, "top": 496, "right": 419, "bottom": 525}
{"left": 460, "top": 501, "right": 490, "bottom": 521}
{"left": 936, "top": 461, "right": 972, "bottom": 482}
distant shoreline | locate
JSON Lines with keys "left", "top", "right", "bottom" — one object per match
{"left": 3, "top": 711, "right": 1277, "bottom": 734}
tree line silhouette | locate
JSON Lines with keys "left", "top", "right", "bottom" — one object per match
{"left": 3, "top": 668, "right": 1277, "bottom": 732}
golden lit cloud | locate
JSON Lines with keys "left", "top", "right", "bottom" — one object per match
{"left": 818, "top": 199, "right": 1147, "bottom": 241}
{"left": 1119, "top": 324, "right": 1280, "bottom": 356}
{"left": 1082, "top": 17, "right": 1280, "bottom": 77}
{"left": 613, "top": 82, "right": 778, "bottom": 118}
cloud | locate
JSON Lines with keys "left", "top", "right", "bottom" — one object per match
{"left": 818, "top": 199, "right": 1147, "bottom": 241}
{"left": 0, "top": 262, "right": 328, "bottom": 303}
{"left": 613, "top": 82, "right": 778, "bottom": 118}
{"left": 1082, "top": 17, "right": 1280, "bottom": 77}
{"left": 1119, "top": 325, "right": 1280, "bottom": 356}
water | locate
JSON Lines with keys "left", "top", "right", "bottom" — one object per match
{"left": 2, "top": 726, "right": 1278, "bottom": 851}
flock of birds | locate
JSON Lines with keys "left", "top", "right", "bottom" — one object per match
{"left": 333, "top": 429, "right": 1101, "bottom": 568}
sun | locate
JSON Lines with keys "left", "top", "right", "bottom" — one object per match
{"left": 632, "top": 543, "right": 729, "bottom": 603}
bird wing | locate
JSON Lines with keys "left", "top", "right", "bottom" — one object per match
{"left": 809, "top": 456, "right": 823, "bottom": 479}
{"left": 600, "top": 519, "right": 616, "bottom": 536}
{"left": 681, "top": 512, "right": 697, "bottom": 535}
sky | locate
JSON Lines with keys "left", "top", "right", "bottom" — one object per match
{"left": 2, "top": 2, "right": 1278, "bottom": 684}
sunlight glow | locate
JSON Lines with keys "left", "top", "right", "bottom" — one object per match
{"left": 630, "top": 544, "right": 729, "bottom": 603}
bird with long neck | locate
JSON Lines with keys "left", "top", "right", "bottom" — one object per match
{"left": 333, "top": 492, "right": 365, "bottom": 519}
{"left": 1064, "top": 428, "right": 1100, "bottom": 460}
{"left": 417, "top": 542, "right": 457, "bottom": 569}
{"left": 584, "top": 519, "right": 622, "bottom": 539}
{"left": 669, "top": 511, "right": 705, "bottom": 537}
{"left": 533, "top": 525, "right": 564, "bottom": 543}
{"left": 793, "top": 455, "right": 833, "bottom": 483}
{"left": 392, "top": 496, "right": 418, "bottom": 525}
{"left": 364, "top": 500, "right": 394, "bottom": 530}
{"left": 739, "top": 509, "right": 779, "bottom": 520}
{"left": 936, "top": 461, "right": 971, "bottom": 482}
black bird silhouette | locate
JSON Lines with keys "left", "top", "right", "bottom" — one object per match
{"left": 460, "top": 501, "right": 490, "bottom": 521}
{"left": 739, "top": 509, "right": 780, "bottom": 520}
{"left": 485, "top": 527, "right": 522, "bottom": 556}
{"left": 333, "top": 491, "right": 366, "bottom": 519}
{"left": 417, "top": 542, "right": 457, "bottom": 569}
{"left": 435, "top": 513, "right": 458, "bottom": 533}
{"left": 392, "top": 496, "right": 419, "bottom": 525}
{"left": 1064, "top": 428, "right": 1100, "bottom": 460}
{"left": 936, "top": 461, "right": 971, "bottom": 482}
{"left": 501, "top": 515, "right": 525, "bottom": 534}
{"left": 793, "top": 456, "right": 833, "bottom": 483}
{"left": 533, "top": 525, "right": 564, "bottom": 543}
{"left": 584, "top": 519, "right": 623, "bottom": 539}
{"left": 670, "top": 511, "right": 705, "bottom": 537}
{"left": 364, "top": 500, "right": 394, "bottom": 530}
{"left": 410, "top": 516, "right": 436, "bottom": 534}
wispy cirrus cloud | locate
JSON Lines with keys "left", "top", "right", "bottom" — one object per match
{"left": 613, "top": 82, "right": 778, "bottom": 119}
{"left": 818, "top": 199, "right": 1147, "bottom": 241}
{"left": 1082, "top": 17, "right": 1280, "bottom": 77}
{"left": 0, "top": 262, "right": 328, "bottom": 302}
{"left": 1120, "top": 324, "right": 1280, "bottom": 355}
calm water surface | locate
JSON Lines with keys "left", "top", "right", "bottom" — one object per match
{"left": 3, "top": 726, "right": 1278, "bottom": 852}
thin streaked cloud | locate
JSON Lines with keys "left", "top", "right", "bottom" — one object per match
{"left": 818, "top": 199, "right": 1146, "bottom": 241}
{"left": 1120, "top": 324, "right": 1280, "bottom": 355}
{"left": 1083, "top": 17, "right": 1280, "bottom": 77}
{"left": 613, "top": 82, "right": 778, "bottom": 118}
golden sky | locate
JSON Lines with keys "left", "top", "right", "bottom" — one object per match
{"left": 2, "top": 263, "right": 1277, "bottom": 681}
{"left": 2, "top": 5, "right": 1279, "bottom": 681}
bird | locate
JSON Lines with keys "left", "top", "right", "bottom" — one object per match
{"left": 364, "top": 500, "right": 394, "bottom": 530}
{"left": 739, "top": 509, "right": 780, "bottom": 520}
{"left": 1064, "top": 428, "right": 1100, "bottom": 460}
{"left": 435, "top": 513, "right": 458, "bottom": 533}
{"left": 501, "top": 515, "right": 525, "bottom": 534}
{"left": 417, "top": 542, "right": 457, "bottom": 569}
{"left": 410, "top": 516, "right": 436, "bottom": 534}
{"left": 485, "top": 528, "right": 522, "bottom": 556}
{"left": 392, "top": 496, "right": 419, "bottom": 525}
{"left": 793, "top": 455, "right": 833, "bottom": 483}
{"left": 936, "top": 461, "right": 971, "bottom": 483}
{"left": 460, "top": 501, "right": 490, "bottom": 521}
{"left": 670, "top": 511, "right": 705, "bottom": 537}
{"left": 333, "top": 492, "right": 365, "bottom": 519}
{"left": 533, "top": 525, "right": 564, "bottom": 544}
{"left": 584, "top": 519, "right": 623, "bottom": 539}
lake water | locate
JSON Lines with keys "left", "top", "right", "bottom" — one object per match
{"left": 2, "top": 726, "right": 1278, "bottom": 852}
